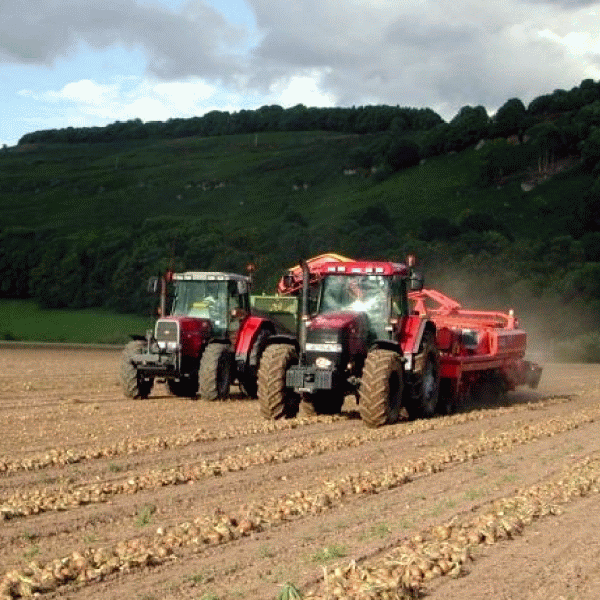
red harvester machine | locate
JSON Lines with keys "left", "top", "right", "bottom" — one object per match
{"left": 257, "top": 254, "right": 542, "bottom": 426}
{"left": 409, "top": 286, "right": 542, "bottom": 412}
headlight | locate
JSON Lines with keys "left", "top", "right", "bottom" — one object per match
{"left": 158, "top": 341, "right": 178, "bottom": 351}
{"left": 315, "top": 357, "right": 333, "bottom": 369}
{"left": 305, "top": 342, "right": 342, "bottom": 353}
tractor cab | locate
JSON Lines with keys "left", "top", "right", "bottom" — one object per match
{"left": 170, "top": 272, "right": 250, "bottom": 339}
{"left": 318, "top": 272, "right": 409, "bottom": 340}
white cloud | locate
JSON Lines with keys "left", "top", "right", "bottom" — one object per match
{"left": 0, "top": 0, "right": 250, "bottom": 81}
{"left": 269, "top": 70, "right": 336, "bottom": 108}
{"left": 245, "top": 0, "right": 600, "bottom": 115}
{"left": 46, "top": 79, "right": 119, "bottom": 105}
{"left": 4, "top": 0, "right": 600, "bottom": 144}
{"left": 538, "top": 28, "right": 600, "bottom": 55}
{"left": 152, "top": 79, "right": 216, "bottom": 109}
{"left": 18, "top": 76, "right": 222, "bottom": 124}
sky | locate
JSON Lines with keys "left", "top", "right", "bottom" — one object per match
{"left": 2, "top": 0, "right": 600, "bottom": 147}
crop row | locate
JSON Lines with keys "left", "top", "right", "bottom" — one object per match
{"left": 306, "top": 453, "right": 600, "bottom": 599}
{"left": 0, "top": 402, "right": 596, "bottom": 597}
{"left": 0, "top": 394, "right": 571, "bottom": 477}
{"left": 0, "top": 397, "right": 576, "bottom": 523}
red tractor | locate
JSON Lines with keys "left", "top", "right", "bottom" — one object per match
{"left": 120, "top": 270, "right": 275, "bottom": 401}
{"left": 257, "top": 257, "right": 441, "bottom": 427}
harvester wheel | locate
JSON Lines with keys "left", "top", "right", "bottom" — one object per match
{"left": 239, "top": 328, "right": 271, "bottom": 399}
{"left": 359, "top": 349, "right": 404, "bottom": 428}
{"left": 120, "top": 340, "right": 154, "bottom": 399}
{"left": 409, "top": 332, "right": 441, "bottom": 418}
{"left": 199, "top": 343, "right": 233, "bottom": 401}
{"left": 257, "top": 344, "right": 300, "bottom": 419}
{"left": 300, "top": 391, "right": 344, "bottom": 416}
{"left": 167, "top": 374, "right": 199, "bottom": 398}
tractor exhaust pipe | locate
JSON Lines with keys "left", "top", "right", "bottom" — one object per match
{"left": 159, "top": 276, "right": 167, "bottom": 317}
{"left": 299, "top": 259, "right": 310, "bottom": 364}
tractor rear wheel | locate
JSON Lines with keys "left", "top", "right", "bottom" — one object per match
{"left": 359, "top": 349, "right": 404, "bottom": 427}
{"left": 300, "top": 391, "right": 345, "bottom": 416}
{"left": 408, "top": 332, "right": 441, "bottom": 418}
{"left": 257, "top": 344, "right": 300, "bottom": 419}
{"left": 120, "top": 341, "right": 154, "bottom": 399}
{"left": 199, "top": 343, "right": 233, "bottom": 401}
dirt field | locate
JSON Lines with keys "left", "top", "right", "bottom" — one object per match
{"left": 1, "top": 347, "right": 600, "bottom": 600}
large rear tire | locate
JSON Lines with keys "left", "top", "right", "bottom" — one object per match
{"left": 359, "top": 349, "right": 403, "bottom": 428}
{"left": 120, "top": 341, "right": 154, "bottom": 399}
{"left": 199, "top": 343, "right": 233, "bottom": 401}
{"left": 408, "top": 332, "right": 441, "bottom": 418}
{"left": 257, "top": 344, "right": 300, "bottom": 419}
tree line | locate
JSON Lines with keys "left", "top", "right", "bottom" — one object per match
{"left": 18, "top": 105, "right": 443, "bottom": 145}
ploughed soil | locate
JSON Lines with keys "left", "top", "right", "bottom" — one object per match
{"left": 1, "top": 346, "right": 600, "bottom": 600}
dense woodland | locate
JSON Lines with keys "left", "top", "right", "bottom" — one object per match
{"left": 3, "top": 79, "right": 600, "bottom": 359}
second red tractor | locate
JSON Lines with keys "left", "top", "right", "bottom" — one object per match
{"left": 120, "top": 270, "right": 275, "bottom": 401}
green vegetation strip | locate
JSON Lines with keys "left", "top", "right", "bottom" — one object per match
{"left": 0, "top": 300, "right": 151, "bottom": 345}
{"left": 0, "top": 401, "right": 598, "bottom": 597}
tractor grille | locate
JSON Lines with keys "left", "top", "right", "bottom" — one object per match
{"left": 155, "top": 320, "right": 179, "bottom": 344}
{"left": 305, "top": 328, "right": 345, "bottom": 368}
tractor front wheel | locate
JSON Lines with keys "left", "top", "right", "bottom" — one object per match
{"left": 120, "top": 341, "right": 154, "bottom": 399}
{"left": 359, "top": 349, "right": 404, "bottom": 428}
{"left": 257, "top": 344, "right": 300, "bottom": 419}
{"left": 239, "top": 328, "right": 271, "bottom": 399}
{"left": 199, "top": 343, "right": 233, "bottom": 400}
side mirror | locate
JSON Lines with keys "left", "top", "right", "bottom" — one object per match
{"left": 147, "top": 276, "right": 160, "bottom": 293}
{"left": 409, "top": 272, "right": 424, "bottom": 292}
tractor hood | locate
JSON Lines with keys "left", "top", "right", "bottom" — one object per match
{"left": 309, "top": 312, "right": 367, "bottom": 332}
{"left": 306, "top": 312, "right": 370, "bottom": 358}
{"left": 155, "top": 315, "right": 213, "bottom": 357}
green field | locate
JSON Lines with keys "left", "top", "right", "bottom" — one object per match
{"left": 0, "top": 300, "right": 153, "bottom": 344}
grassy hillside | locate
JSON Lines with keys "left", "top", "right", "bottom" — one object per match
{"left": 1, "top": 131, "right": 590, "bottom": 241}
{"left": 1, "top": 126, "right": 598, "bottom": 354}
{"left": 1, "top": 133, "right": 365, "bottom": 232}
